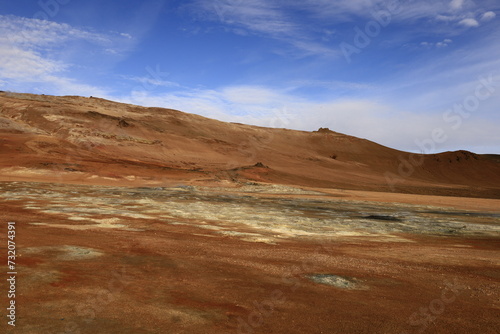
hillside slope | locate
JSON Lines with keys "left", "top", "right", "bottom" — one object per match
{"left": 0, "top": 92, "right": 499, "bottom": 198}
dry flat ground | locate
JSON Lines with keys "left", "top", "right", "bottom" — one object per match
{"left": 1, "top": 181, "right": 499, "bottom": 334}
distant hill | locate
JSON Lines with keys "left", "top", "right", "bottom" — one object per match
{"left": 1, "top": 92, "right": 499, "bottom": 198}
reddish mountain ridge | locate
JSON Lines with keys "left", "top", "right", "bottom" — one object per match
{"left": 0, "top": 92, "right": 499, "bottom": 198}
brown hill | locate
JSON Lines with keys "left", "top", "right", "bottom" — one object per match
{"left": 0, "top": 92, "right": 499, "bottom": 198}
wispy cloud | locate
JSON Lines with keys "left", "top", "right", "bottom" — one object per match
{"left": 449, "top": 0, "right": 466, "bottom": 11}
{"left": 459, "top": 18, "right": 479, "bottom": 27}
{"left": 481, "top": 11, "right": 496, "bottom": 21}
{"left": 189, "top": 0, "right": 497, "bottom": 59}
{"left": 0, "top": 46, "right": 65, "bottom": 80}
{"left": 205, "top": 0, "right": 296, "bottom": 35}
{"left": 0, "top": 15, "right": 118, "bottom": 50}
{"left": 189, "top": 0, "right": 338, "bottom": 57}
{"left": 420, "top": 38, "right": 453, "bottom": 48}
{"left": 300, "top": 0, "right": 485, "bottom": 22}
{"left": 0, "top": 15, "right": 131, "bottom": 95}
{"left": 123, "top": 75, "right": 181, "bottom": 89}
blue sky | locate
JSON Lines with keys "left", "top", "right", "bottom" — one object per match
{"left": 0, "top": 0, "right": 499, "bottom": 153}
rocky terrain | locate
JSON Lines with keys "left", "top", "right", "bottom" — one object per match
{"left": 1, "top": 92, "right": 499, "bottom": 198}
{"left": 0, "top": 92, "right": 499, "bottom": 333}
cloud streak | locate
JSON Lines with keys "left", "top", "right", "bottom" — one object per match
{"left": 190, "top": 0, "right": 498, "bottom": 60}
{"left": 0, "top": 15, "right": 131, "bottom": 95}
{"left": 459, "top": 18, "right": 479, "bottom": 27}
{"left": 190, "top": 0, "right": 339, "bottom": 57}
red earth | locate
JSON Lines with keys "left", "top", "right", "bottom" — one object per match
{"left": 0, "top": 92, "right": 499, "bottom": 334}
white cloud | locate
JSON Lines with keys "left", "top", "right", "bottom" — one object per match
{"left": 190, "top": 0, "right": 494, "bottom": 58}
{"left": 124, "top": 85, "right": 292, "bottom": 122}
{"left": 420, "top": 38, "right": 453, "bottom": 48}
{"left": 0, "top": 46, "right": 65, "bottom": 80}
{"left": 124, "top": 75, "right": 180, "bottom": 89}
{"left": 0, "top": 15, "right": 131, "bottom": 96}
{"left": 292, "top": 0, "right": 449, "bottom": 23}
{"left": 449, "top": 0, "right": 465, "bottom": 11}
{"left": 196, "top": 0, "right": 297, "bottom": 37}
{"left": 435, "top": 8, "right": 496, "bottom": 29}
{"left": 39, "top": 75, "right": 109, "bottom": 97}
{"left": 458, "top": 18, "right": 479, "bottom": 27}
{"left": 120, "top": 33, "right": 133, "bottom": 39}
{"left": 435, "top": 14, "right": 456, "bottom": 22}
{"left": 191, "top": 0, "right": 338, "bottom": 57}
{"left": 288, "top": 79, "right": 373, "bottom": 92}
{"left": 221, "top": 86, "right": 282, "bottom": 105}
{"left": 481, "top": 11, "right": 496, "bottom": 21}
{"left": 436, "top": 38, "right": 453, "bottom": 47}
{"left": 0, "top": 15, "right": 111, "bottom": 48}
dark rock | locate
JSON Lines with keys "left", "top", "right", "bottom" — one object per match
{"left": 118, "top": 119, "right": 130, "bottom": 127}
{"left": 254, "top": 162, "right": 269, "bottom": 168}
